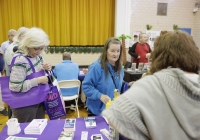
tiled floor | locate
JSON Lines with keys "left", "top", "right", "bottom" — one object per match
{"left": 0, "top": 104, "right": 88, "bottom": 132}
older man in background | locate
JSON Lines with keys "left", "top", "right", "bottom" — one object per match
{"left": 53, "top": 52, "right": 80, "bottom": 110}
{"left": 53, "top": 52, "right": 79, "bottom": 84}
{"left": 0, "top": 29, "right": 17, "bottom": 54}
{"left": 4, "top": 27, "right": 29, "bottom": 76}
{"left": 128, "top": 33, "right": 151, "bottom": 67}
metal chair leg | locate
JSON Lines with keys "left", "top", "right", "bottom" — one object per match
{"left": 75, "top": 99, "right": 79, "bottom": 118}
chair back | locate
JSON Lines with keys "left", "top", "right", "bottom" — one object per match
{"left": 58, "top": 80, "right": 81, "bottom": 96}
{"left": 58, "top": 80, "right": 81, "bottom": 118}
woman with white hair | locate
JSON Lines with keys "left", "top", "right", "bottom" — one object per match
{"left": 4, "top": 27, "right": 29, "bottom": 76}
{"left": 9, "top": 27, "right": 51, "bottom": 123}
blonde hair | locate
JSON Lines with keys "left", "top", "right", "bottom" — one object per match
{"left": 18, "top": 27, "right": 50, "bottom": 55}
{"left": 13, "top": 27, "right": 29, "bottom": 43}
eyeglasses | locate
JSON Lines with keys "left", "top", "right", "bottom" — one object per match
{"left": 33, "top": 47, "right": 44, "bottom": 51}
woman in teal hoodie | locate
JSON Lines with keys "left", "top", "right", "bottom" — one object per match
{"left": 82, "top": 37, "right": 124, "bottom": 116}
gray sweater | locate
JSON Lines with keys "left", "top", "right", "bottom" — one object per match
{"left": 102, "top": 68, "right": 200, "bottom": 140}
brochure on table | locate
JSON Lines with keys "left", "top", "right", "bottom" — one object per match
{"left": 24, "top": 119, "right": 48, "bottom": 135}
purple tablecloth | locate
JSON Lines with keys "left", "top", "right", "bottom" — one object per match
{"left": 0, "top": 116, "right": 108, "bottom": 140}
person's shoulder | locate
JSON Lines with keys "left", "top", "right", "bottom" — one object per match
{"left": 5, "top": 43, "right": 16, "bottom": 54}
{"left": 122, "top": 75, "right": 161, "bottom": 103}
{"left": 132, "top": 42, "right": 138, "bottom": 47}
{"left": 13, "top": 54, "right": 27, "bottom": 63}
{"left": 70, "top": 62, "right": 79, "bottom": 70}
{"left": 130, "top": 74, "right": 160, "bottom": 93}
{"left": 145, "top": 43, "right": 150, "bottom": 47}
{"left": 88, "top": 60, "right": 102, "bottom": 72}
{"left": 135, "top": 69, "right": 179, "bottom": 87}
{"left": 153, "top": 68, "right": 185, "bottom": 81}
{"left": 90, "top": 60, "right": 101, "bottom": 68}
{"left": 71, "top": 62, "right": 79, "bottom": 66}
{"left": 1, "top": 40, "right": 9, "bottom": 46}
{"left": 6, "top": 45, "right": 13, "bottom": 52}
{"left": 54, "top": 62, "right": 63, "bottom": 67}
{"left": 136, "top": 74, "right": 158, "bottom": 84}
{"left": 9, "top": 42, "right": 18, "bottom": 48}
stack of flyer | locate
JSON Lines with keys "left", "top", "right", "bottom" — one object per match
{"left": 6, "top": 136, "right": 37, "bottom": 140}
{"left": 24, "top": 119, "right": 48, "bottom": 135}
{"left": 58, "top": 131, "right": 74, "bottom": 140}
{"left": 84, "top": 117, "right": 97, "bottom": 128}
{"left": 63, "top": 119, "right": 76, "bottom": 132}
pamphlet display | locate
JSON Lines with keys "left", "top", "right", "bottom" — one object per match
{"left": 24, "top": 119, "right": 48, "bottom": 135}
{"left": 3, "top": 116, "right": 111, "bottom": 140}
{"left": 63, "top": 119, "right": 76, "bottom": 132}
{"left": 58, "top": 131, "right": 74, "bottom": 140}
{"left": 138, "top": 63, "right": 144, "bottom": 72}
{"left": 6, "top": 136, "right": 37, "bottom": 140}
{"left": 84, "top": 117, "right": 97, "bottom": 128}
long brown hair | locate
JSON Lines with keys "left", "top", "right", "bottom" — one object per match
{"left": 150, "top": 30, "right": 200, "bottom": 74}
{"left": 100, "top": 37, "right": 123, "bottom": 78}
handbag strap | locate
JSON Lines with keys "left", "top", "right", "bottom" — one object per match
{"left": 48, "top": 71, "right": 52, "bottom": 82}
{"left": 9, "top": 54, "right": 20, "bottom": 71}
{"left": 23, "top": 56, "right": 36, "bottom": 73}
{"left": 9, "top": 54, "right": 36, "bottom": 73}
{"left": 46, "top": 70, "right": 54, "bottom": 84}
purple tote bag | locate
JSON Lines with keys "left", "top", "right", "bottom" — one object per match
{"left": 0, "top": 55, "right": 50, "bottom": 108}
{"left": 44, "top": 85, "right": 66, "bottom": 120}
{"left": 44, "top": 72, "right": 66, "bottom": 120}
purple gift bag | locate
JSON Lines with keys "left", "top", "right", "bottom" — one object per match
{"left": 0, "top": 55, "right": 50, "bottom": 108}
{"left": 44, "top": 85, "right": 66, "bottom": 120}
{"left": 44, "top": 71, "right": 66, "bottom": 120}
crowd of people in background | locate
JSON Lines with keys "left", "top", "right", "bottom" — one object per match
{"left": 0, "top": 27, "right": 200, "bottom": 139}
